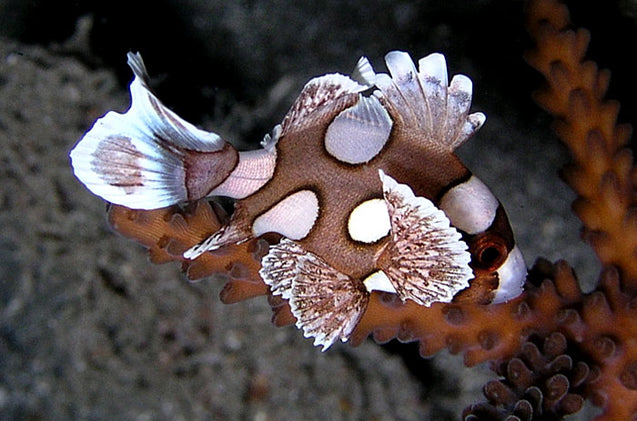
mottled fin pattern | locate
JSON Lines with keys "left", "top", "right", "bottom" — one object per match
{"left": 260, "top": 239, "right": 369, "bottom": 351}
{"left": 372, "top": 51, "right": 485, "bottom": 152}
{"left": 281, "top": 73, "right": 368, "bottom": 136}
{"left": 377, "top": 171, "right": 474, "bottom": 306}
{"left": 259, "top": 239, "right": 299, "bottom": 300}
{"left": 70, "top": 52, "right": 231, "bottom": 209}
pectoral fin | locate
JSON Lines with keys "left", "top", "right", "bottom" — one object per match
{"left": 375, "top": 171, "right": 474, "bottom": 306}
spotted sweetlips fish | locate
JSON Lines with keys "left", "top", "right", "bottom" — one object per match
{"left": 70, "top": 50, "right": 526, "bottom": 350}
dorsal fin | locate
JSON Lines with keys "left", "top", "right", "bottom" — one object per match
{"left": 280, "top": 73, "right": 368, "bottom": 136}
{"left": 351, "top": 56, "right": 376, "bottom": 86}
{"left": 324, "top": 94, "right": 393, "bottom": 164}
{"left": 373, "top": 51, "right": 485, "bottom": 152}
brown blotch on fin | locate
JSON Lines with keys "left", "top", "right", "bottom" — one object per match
{"left": 92, "top": 135, "right": 145, "bottom": 194}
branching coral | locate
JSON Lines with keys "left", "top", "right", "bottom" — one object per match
{"left": 462, "top": 0, "right": 637, "bottom": 418}
{"left": 102, "top": 0, "right": 636, "bottom": 419}
{"left": 463, "top": 260, "right": 637, "bottom": 420}
{"left": 524, "top": 0, "right": 637, "bottom": 287}
{"left": 108, "top": 202, "right": 269, "bottom": 303}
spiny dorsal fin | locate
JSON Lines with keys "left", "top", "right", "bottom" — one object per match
{"left": 351, "top": 56, "right": 376, "bottom": 86}
{"left": 280, "top": 73, "right": 368, "bottom": 136}
{"left": 373, "top": 51, "right": 485, "bottom": 152}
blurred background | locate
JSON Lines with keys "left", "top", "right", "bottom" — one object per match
{"left": 1, "top": 0, "right": 635, "bottom": 419}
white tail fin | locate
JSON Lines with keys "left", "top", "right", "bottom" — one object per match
{"left": 70, "top": 52, "right": 237, "bottom": 209}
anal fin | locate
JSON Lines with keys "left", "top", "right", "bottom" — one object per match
{"left": 260, "top": 239, "right": 369, "bottom": 351}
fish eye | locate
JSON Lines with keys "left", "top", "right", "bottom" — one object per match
{"left": 479, "top": 246, "right": 502, "bottom": 267}
{"left": 469, "top": 233, "right": 509, "bottom": 272}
